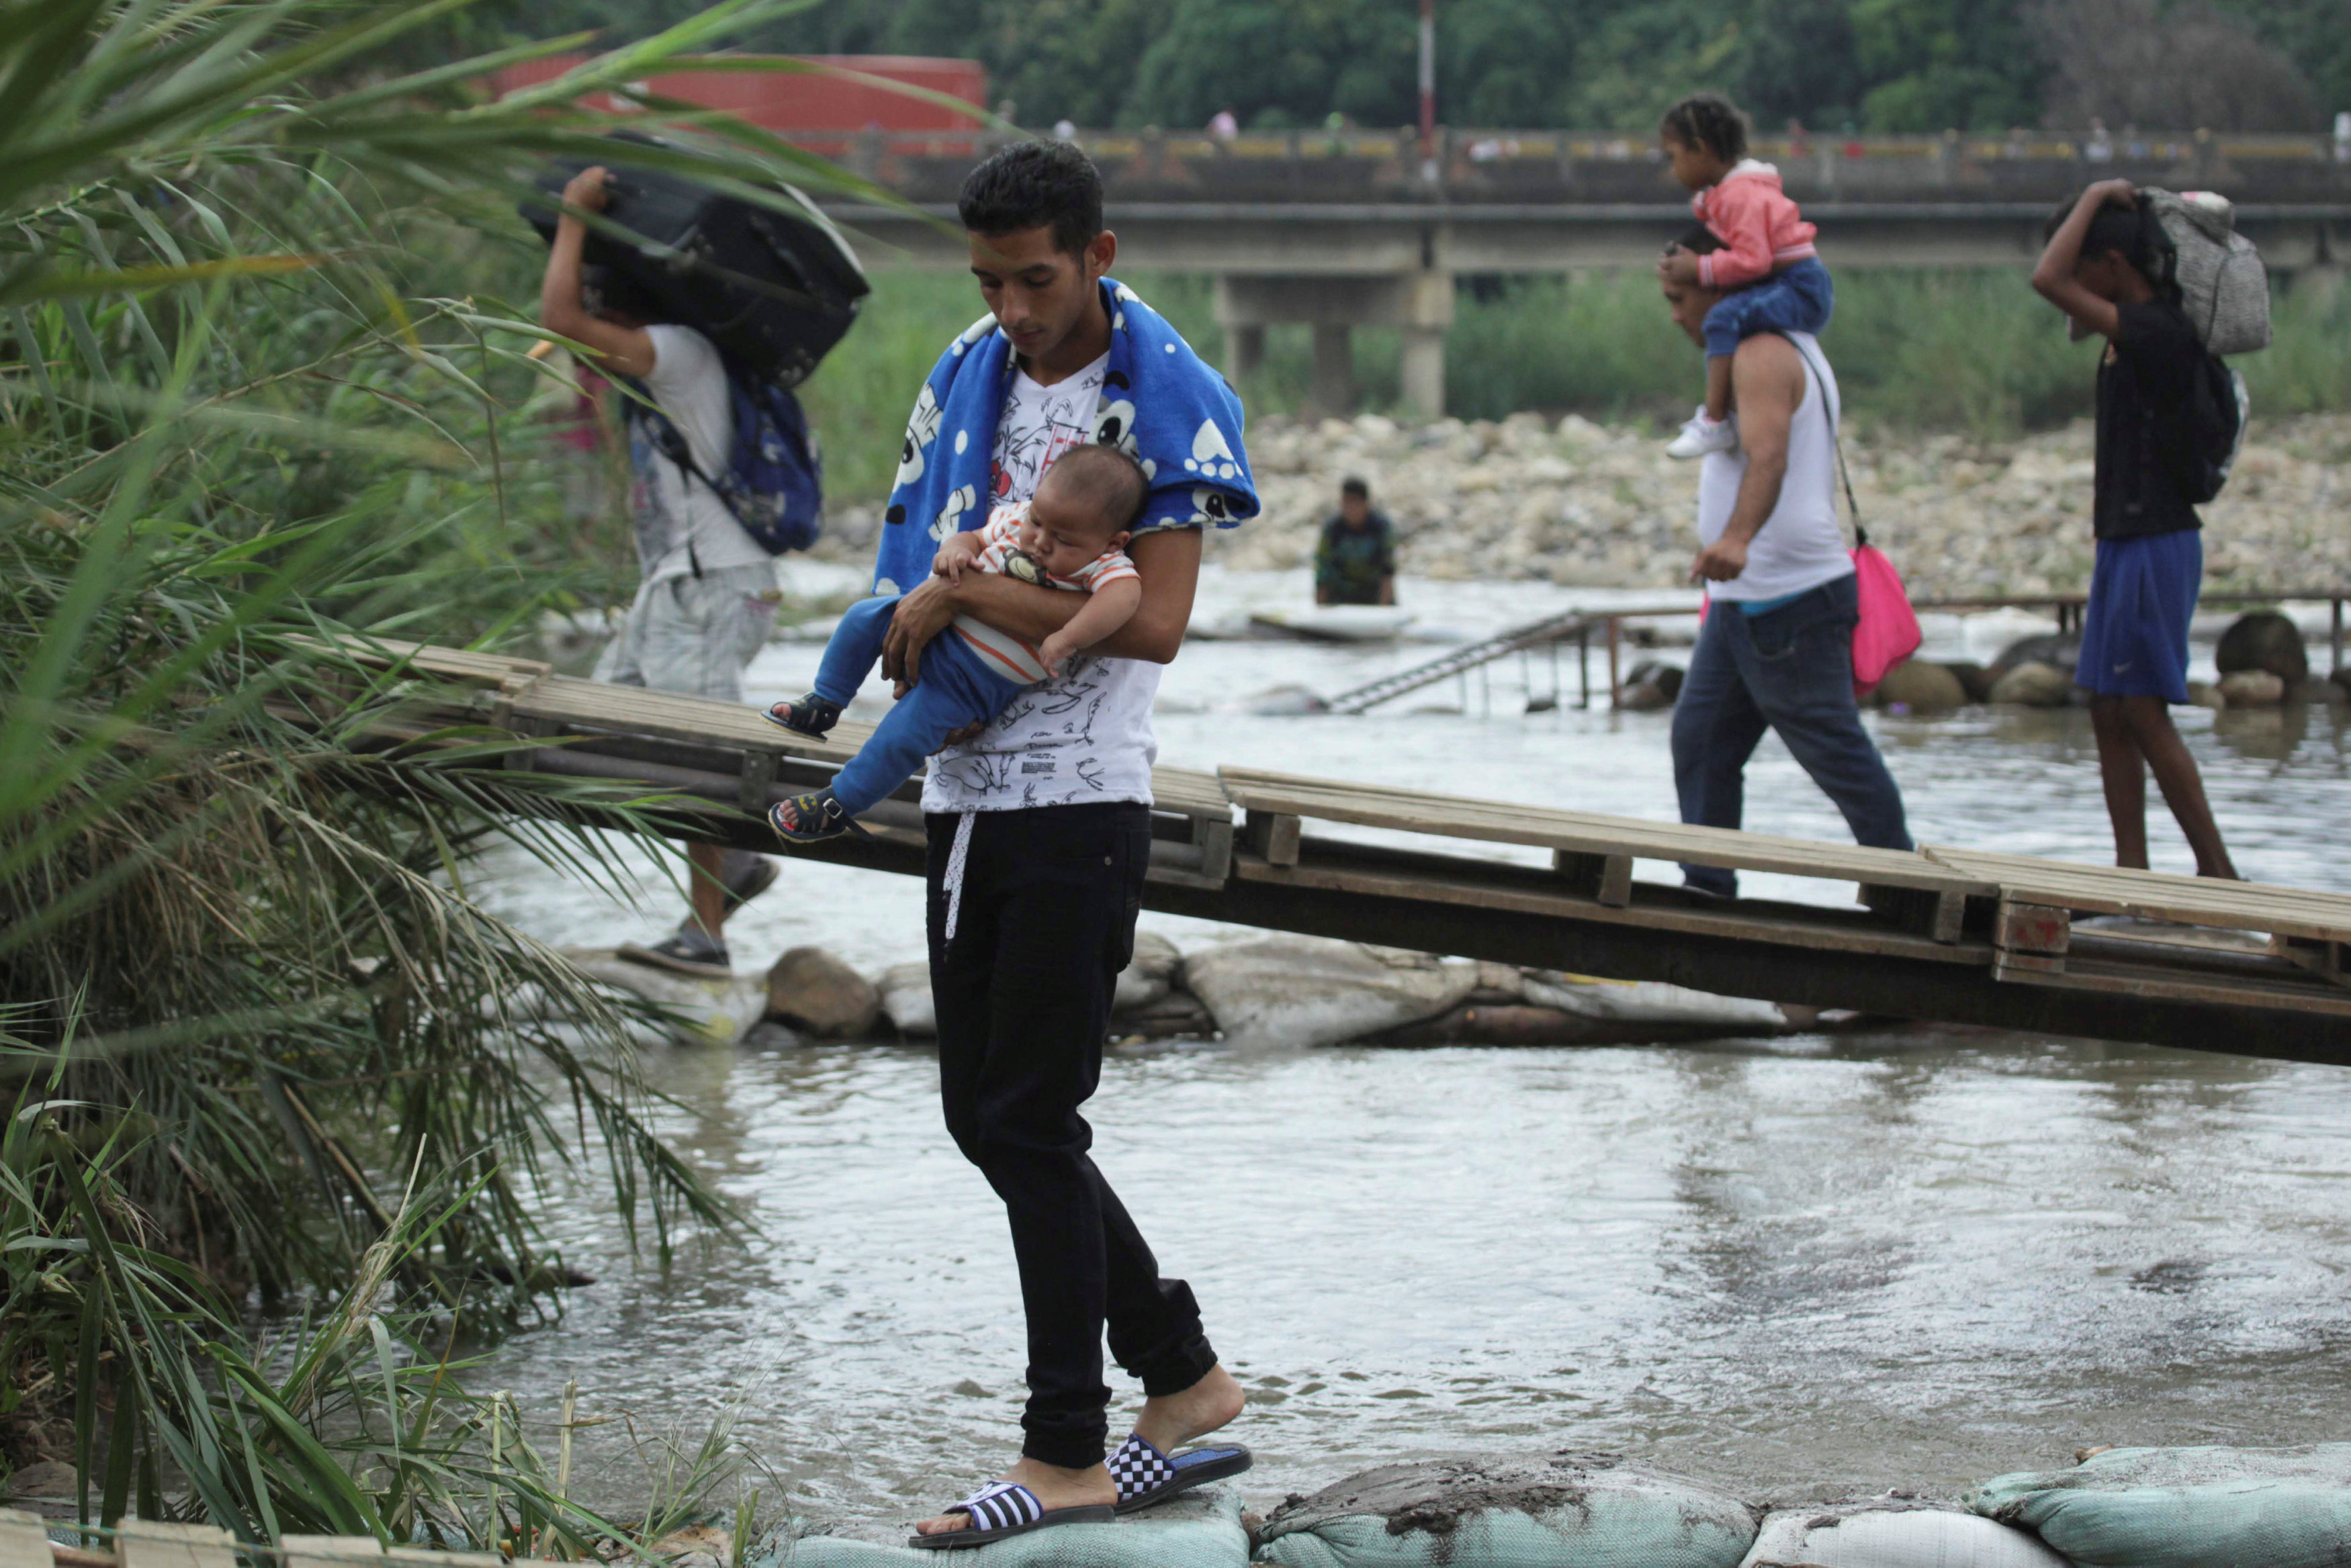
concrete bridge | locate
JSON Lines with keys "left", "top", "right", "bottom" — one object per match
{"left": 815, "top": 126, "right": 2351, "bottom": 415}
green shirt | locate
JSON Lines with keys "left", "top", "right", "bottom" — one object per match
{"left": 1315, "top": 511, "right": 1395, "bottom": 604}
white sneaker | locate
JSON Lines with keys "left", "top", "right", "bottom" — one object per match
{"left": 1665, "top": 407, "right": 1739, "bottom": 459}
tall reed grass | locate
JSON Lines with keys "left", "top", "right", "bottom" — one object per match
{"left": 0, "top": 0, "right": 880, "bottom": 1539}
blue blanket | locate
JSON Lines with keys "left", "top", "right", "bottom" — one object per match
{"left": 871, "top": 277, "right": 1257, "bottom": 596}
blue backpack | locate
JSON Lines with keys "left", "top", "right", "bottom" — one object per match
{"left": 628, "top": 361, "right": 824, "bottom": 555}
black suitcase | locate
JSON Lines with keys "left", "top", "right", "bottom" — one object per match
{"left": 525, "top": 133, "right": 869, "bottom": 387}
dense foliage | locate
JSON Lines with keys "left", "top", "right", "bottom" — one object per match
{"left": 441, "top": 0, "right": 2348, "bottom": 134}
{"left": 0, "top": 0, "right": 867, "bottom": 1536}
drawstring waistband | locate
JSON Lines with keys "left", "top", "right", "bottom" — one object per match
{"left": 941, "top": 811, "right": 975, "bottom": 941}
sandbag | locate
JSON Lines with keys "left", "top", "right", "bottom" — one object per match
{"left": 1257, "top": 1453, "right": 1758, "bottom": 1568}
{"left": 1967, "top": 1443, "right": 2351, "bottom": 1568}
{"left": 2140, "top": 187, "right": 2271, "bottom": 356}
{"left": 1740, "top": 1502, "right": 2068, "bottom": 1568}
{"left": 765, "top": 1482, "right": 1247, "bottom": 1568}
{"left": 1182, "top": 937, "right": 1480, "bottom": 1049}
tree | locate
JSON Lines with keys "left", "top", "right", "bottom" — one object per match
{"left": 1849, "top": 0, "right": 2043, "bottom": 129}
{"left": 1736, "top": 0, "right": 1866, "bottom": 128}
{"left": 2037, "top": 0, "right": 2317, "bottom": 131}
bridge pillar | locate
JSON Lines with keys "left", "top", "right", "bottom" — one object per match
{"left": 1226, "top": 322, "right": 1266, "bottom": 386}
{"left": 1311, "top": 324, "right": 1354, "bottom": 417}
{"left": 1213, "top": 269, "right": 1455, "bottom": 418}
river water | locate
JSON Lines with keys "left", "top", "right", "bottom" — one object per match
{"left": 465, "top": 565, "right": 2351, "bottom": 1520}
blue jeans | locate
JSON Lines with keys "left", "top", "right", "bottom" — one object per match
{"left": 814, "top": 596, "right": 1024, "bottom": 815}
{"left": 1703, "top": 257, "right": 1834, "bottom": 360}
{"left": 1670, "top": 573, "right": 1911, "bottom": 896}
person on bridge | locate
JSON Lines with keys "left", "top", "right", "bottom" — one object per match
{"left": 1658, "top": 224, "right": 1912, "bottom": 897}
{"left": 1656, "top": 93, "right": 1833, "bottom": 463}
{"left": 537, "top": 164, "right": 781, "bottom": 978}
{"left": 853, "top": 140, "right": 1261, "bottom": 1549}
{"left": 2030, "top": 179, "right": 2238, "bottom": 880}
{"left": 1314, "top": 477, "right": 1396, "bottom": 606}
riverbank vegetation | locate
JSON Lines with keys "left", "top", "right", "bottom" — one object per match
{"left": 790, "top": 267, "right": 2351, "bottom": 504}
{"left": 0, "top": 0, "right": 858, "bottom": 1540}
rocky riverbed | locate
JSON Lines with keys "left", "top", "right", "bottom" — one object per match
{"left": 820, "top": 413, "right": 2351, "bottom": 598}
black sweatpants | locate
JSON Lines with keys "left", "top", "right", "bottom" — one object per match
{"left": 925, "top": 801, "right": 1218, "bottom": 1469}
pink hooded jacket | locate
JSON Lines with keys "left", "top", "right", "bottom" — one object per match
{"left": 1690, "top": 159, "right": 1818, "bottom": 289}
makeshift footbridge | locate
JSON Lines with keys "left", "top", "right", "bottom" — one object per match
{"left": 351, "top": 639, "right": 2351, "bottom": 1064}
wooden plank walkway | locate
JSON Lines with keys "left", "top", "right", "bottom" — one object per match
{"left": 331, "top": 638, "right": 2351, "bottom": 1058}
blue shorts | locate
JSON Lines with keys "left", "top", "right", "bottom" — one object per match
{"left": 2075, "top": 529, "right": 2201, "bottom": 702}
{"left": 1703, "top": 257, "right": 1834, "bottom": 360}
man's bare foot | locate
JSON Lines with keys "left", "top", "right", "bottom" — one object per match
{"left": 912, "top": 1456, "right": 1115, "bottom": 1537}
{"left": 1133, "top": 1363, "right": 1246, "bottom": 1455}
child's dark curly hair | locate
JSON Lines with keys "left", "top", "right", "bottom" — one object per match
{"left": 1659, "top": 93, "right": 1749, "bottom": 165}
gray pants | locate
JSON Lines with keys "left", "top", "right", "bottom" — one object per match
{"left": 594, "top": 564, "right": 777, "bottom": 703}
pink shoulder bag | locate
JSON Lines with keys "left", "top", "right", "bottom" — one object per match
{"left": 1793, "top": 338, "right": 1919, "bottom": 696}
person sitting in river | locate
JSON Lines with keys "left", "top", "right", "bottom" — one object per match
{"left": 760, "top": 445, "right": 1147, "bottom": 841}
{"left": 1314, "top": 476, "right": 1396, "bottom": 606}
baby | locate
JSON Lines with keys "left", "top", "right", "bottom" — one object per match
{"left": 1655, "top": 91, "right": 1833, "bottom": 459}
{"left": 761, "top": 443, "right": 1148, "bottom": 843}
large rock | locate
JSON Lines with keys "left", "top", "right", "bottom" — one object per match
{"left": 1990, "top": 631, "right": 2081, "bottom": 675}
{"left": 2217, "top": 668, "right": 2285, "bottom": 706}
{"left": 1182, "top": 936, "right": 1481, "bottom": 1049}
{"left": 1945, "top": 659, "right": 1996, "bottom": 702}
{"left": 2298, "top": 676, "right": 2350, "bottom": 706}
{"left": 1873, "top": 657, "right": 1969, "bottom": 712}
{"left": 876, "top": 960, "right": 933, "bottom": 1035}
{"left": 1622, "top": 658, "right": 1684, "bottom": 703}
{"left": 1115, "top": 930, "right": 1182, "bottom": 1012}
{"left": 876, "top": 933, "right": 1192, "bottom": 1039}
{"left": 766, "top": 947, "right": 879, "bottom": 1037}
{"left": 1988, "top": 660, "right": 2076, "bottom": 706}
{"left": 2216, "top": 610, "right": 2309, "bottom": 684}
{"left": 562, "top": 948, "right": 769, "bottom": 1046}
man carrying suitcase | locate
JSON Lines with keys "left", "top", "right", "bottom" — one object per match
{"left": 539, "top": 165, "right": 781, "bottom": 974}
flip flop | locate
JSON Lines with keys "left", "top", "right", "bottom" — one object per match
{"left": 1108, "top": 1432, "right": 1253, "bottom": 1514}
{"left": 906, "top": 1480, "right": 1114, "bottom": 1551}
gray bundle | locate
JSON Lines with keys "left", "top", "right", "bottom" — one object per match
{"left": 2141, "top": 187, "right": 2272, "bottom": 355}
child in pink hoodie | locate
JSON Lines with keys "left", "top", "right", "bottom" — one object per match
{"left": 1655, "top": 93, "right": 1834, "bottom": 457}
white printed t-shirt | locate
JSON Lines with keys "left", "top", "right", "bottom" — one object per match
{"left": 951, "top": 502, "right": 1139, "bottom": 684}
{"left": 923, "top": 349, "right": 1190, "bottom": 813}
{"left": 629, "top": 325, "right": 769, "bottom": 585}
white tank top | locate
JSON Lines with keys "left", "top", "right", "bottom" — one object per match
{"left": 1696, "top": 331, "right": 1855, "bottom": 602}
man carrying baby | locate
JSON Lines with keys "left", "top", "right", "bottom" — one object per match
{"left": 760, "top": 445, "right": 1147, "bottom": 839}
{"left": 772, "top": 140, "right": 1258, "bottom": 1551}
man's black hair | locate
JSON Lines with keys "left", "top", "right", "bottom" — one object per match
{"left": 1660, "top": 93, "right": 1749, "bottom": 165}
{"left": 958, "top": 140, "right": 1104, "bottom": 257}
{"left": 2043, "top": 194, "right": 2171, "bottom": 289}
{"left": 1671, "top": 223, "right": 1725, "bottom": 256}
{"left": 1042, "top": 442, "right": 1149, "bottom": 531}
{"left": 1340, "top": 475, "right": 1370, "bottom": 499}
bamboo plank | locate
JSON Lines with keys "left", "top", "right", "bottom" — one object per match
{"left": 1922, "top": 845, "right": 2351, "bottom": 943}
{"left": 277, "top": 1538, "right": 382, "bottom": 1568}
{"left": 1223, "top": 766, "right": 1990, "bottom": 894}
{"left": 381, "top": 1552, "right": 498, "bottom": 1568}
{"left": 115, "top": 1525, "right": 236, "bottom": 1568}
{"left": 0, "top": 1512, "right": 50, "bottom": 1568}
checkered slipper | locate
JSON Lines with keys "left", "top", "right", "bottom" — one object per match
{"left": 905, "top": 1480, "right": 1114, "bottom": 1550}
{"left": 1108, "top": 1432, "right": 1253, "bottom": 1514}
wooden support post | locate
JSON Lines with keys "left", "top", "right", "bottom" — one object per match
{"left": 1577, "top": 627, "right": 1591, "bottom": 709}
{"left": 2271, "top": 935, "right": 2348, "bottom": 988}
{"left": 1243, "top": 809, "right": 1300, "bottom": 868}
{"left": 1605, "top": 616, "right": 1621, "bottom": 708}
{"left": 1859, "top": 884, "right": 1970, "bottom": 945}
{"left": 2333, "top": 596, "right": 2343, "bottom": 674}
{"left": 0, "top": 1512, "right": 52, "bottom": 1568}
{"left": 1553, "top": 848, "right": 1633, "bottom": 907}
{"left": 738, "top": 750, "right": 778, "bottom": 814}
{"left": 116, "top": 1525, "right": 238, "bottom": 1568}
{"left": 280, "top": 1538, "right": 384, "bottom": 1568}
{"left": 1992, "top": 900, "right": 2071, "bottom": 977}
{"left": 1193, "top": 817, "right": 1235, "bottom": 884}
